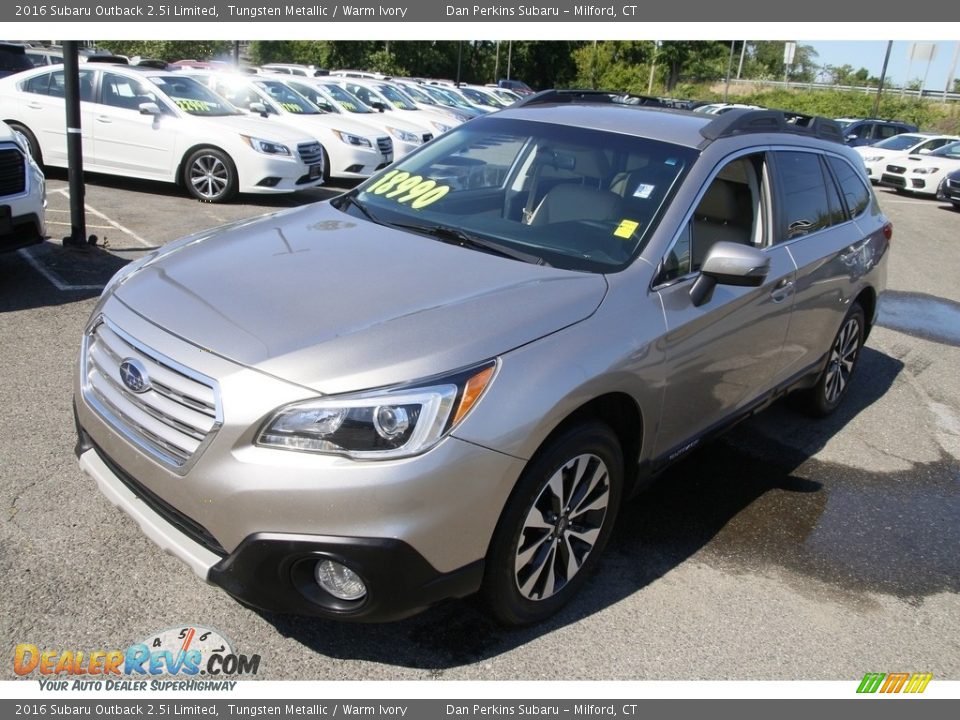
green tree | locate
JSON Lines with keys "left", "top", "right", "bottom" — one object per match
{"left": 95, "top": 40, "right": 232, "bottom": 62}
{"left": 745, "top": 41, "right": 818, "bottom": 82}
{"left": 657, "top": 41, "right": 729, "bottom": 90}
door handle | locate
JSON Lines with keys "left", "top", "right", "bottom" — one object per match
{"left": 27, "top": 102, "right": 42, "bottom": 109}
{"left": 96, "top": 115, "right": 112, "bottom": 123}
{"left": 770, "top": 279, "right": 794, "bottom": 304}
{"left": 840, "top": 241, "right": 868, "bottom": 264}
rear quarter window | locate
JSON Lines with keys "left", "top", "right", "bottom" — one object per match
{"left": 827, "top": 156, "right": 871, "bottom": 218}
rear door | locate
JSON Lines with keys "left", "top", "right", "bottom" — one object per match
{"left": 771, "top": 150, "right": 873, "bottom": 379}
{"left": 15, "top": 68, "right": 94, "bottom": 167}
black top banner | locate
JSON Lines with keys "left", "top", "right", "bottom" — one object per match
{"left": 5, "top": 0, "right": 956, "bottom": 22}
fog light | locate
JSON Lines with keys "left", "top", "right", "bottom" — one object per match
{"left": 314, "top": 560, "right": 367, "bottom": 601}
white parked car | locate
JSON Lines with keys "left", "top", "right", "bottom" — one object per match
{"left": 286, "top": 79, "right": 435, "bottom": 159}
{"left": 331, "top": 78, "right": 455, "bottom": 137}
{"left": 0, "top": 64, "right": 326, "bottom": 202}
{"left": 855, "top": 132, "right": 959, "bottom": 183}
{"left": 386, "top": 80, "right": 476, "bottom": 123}
{"left": 0, "top": 119, "right": 45, "bottom": 252}
{"left": 878, "top": 140, "right": 960, "bottom": 198}
{"left": 187, "top": 72, "right": 393, "bottom": 181}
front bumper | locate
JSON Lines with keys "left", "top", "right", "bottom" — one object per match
{"left": 76, "top": 432, "right": 483, "bottom": 621}
{"left": 328, "top": 144, "right": 392, "bottom": 179}
{"left": 938, "top": 178, "right": 960, "bottom": 203}
{"left": 237, "top": 153, "right": 324, "bottom": 195}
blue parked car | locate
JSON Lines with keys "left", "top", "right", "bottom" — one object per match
{"left": 835, "top": 118, "right": 918, "bottom": 147}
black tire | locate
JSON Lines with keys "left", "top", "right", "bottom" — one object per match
{"left": 952, "top": 202, "right": 960, "bottom": 212}
{"left": 799, "top": 301, "right": 865, "bottom": 417}
{"left": 481, "top": 421, "right": 623, "bottom": 626}
{"left": 182, "top": 147, "right": 238, "bottom": 203}
{"left": 7, "top": 122, "right": 43, "bottom": 167}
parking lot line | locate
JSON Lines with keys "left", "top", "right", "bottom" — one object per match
{"left": 54, "top": 188, "right": 154, "bottom": 248}
{"left": 17, "top": 245, "right": 105, "bottom": 292}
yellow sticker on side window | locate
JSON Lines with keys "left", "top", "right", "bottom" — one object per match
{"left": 614, "top": 219, "right": 640, "bottom": 239}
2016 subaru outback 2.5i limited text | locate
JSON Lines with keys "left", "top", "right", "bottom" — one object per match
{"left": 75, "top": 93, "right": 890, "bottom": 625}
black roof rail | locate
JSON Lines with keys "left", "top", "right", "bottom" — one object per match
{"left": 514, "top": 89, "right": 668, "bottom": 108}
{"left": 699, "top": 109, "right": 844, "bottom": 145}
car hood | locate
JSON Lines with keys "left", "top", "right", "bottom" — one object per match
{"left": 114, "top": 203, "right": 607, "bottom": 394}
{"left": 900, "top": 154, "right": 960, "bottom": 169}
{"left": 197, "top": 114, "right": 317, "bottom": 145}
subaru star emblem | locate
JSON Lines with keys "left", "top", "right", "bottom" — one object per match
{"left": 119, "top": 358, "right": 150, "bottom": 394}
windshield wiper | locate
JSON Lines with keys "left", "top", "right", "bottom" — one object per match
{"left": 389, "top": 221, "right": 549, "bottom": 266}
{"left": 336, "top": 192, "right": 380, "bottom": 224}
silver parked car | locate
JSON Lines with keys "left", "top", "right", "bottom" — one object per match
{"left": 75, "top": 93, "right": 890, "bottom": 625}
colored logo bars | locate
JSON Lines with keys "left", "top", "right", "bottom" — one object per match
{"left": 857, "top": 672, "right": 933, "bottom": 694}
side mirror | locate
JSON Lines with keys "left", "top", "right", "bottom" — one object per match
{"left": 916, "top": 147, "right": 931, "bottom": 155}
{"left": 249, "top": 101, "right": 268, "bottom": 117}
{"left": 138, "top": 102, "right": 161, "bottom": 116}
{"left": 689, "top": 241, "right": 770, "bottom": 307}
{"left": 372, "top": 101, "right": 387, "bottom": 112}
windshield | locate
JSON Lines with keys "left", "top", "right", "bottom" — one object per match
{"left": 930, "top": 141, "right": 960, "bottom": 159}
{"left": 255, "top": 80, "right": 320, "bottom": 114}
{"left": 321, "top": 83, "right": 375, "bottom": 113}
{"left": 287, "top": 81, "right": 340, "bottom": 113}
{"left": 873, "top": 134, "right": 924, "bottom": 151}
{"left": 375, "top": 83, "right": 418, "bottom": 110}
{"left": 344, "top": 116, "right": 696, "bottom": 273}
{"left": 150, "top": 76, "right": 240, "bottom": 116}
{"left": 399, "top": 84, "right": 434, "bottom": 104}
{"left": 461, "top": 87, "right": 502, "bottom": 108}
{"left": 433, "top": 87, "right": 475, "bottom": 110}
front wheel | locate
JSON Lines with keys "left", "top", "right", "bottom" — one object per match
{"left": 482, "top": 422, "right": 623, "bottom": 626}
{"left": 952, "top": 202, "right": 960, "bottom": 212}
{"left": 183, "top": 148, "right": 238, "bottom": 203}
{"left": 799, "top": 302, "right": 865, "bottom": 417}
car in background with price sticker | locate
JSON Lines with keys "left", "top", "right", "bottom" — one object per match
{"left": 0, "top": 64, "right": 325, "bottom": 202}
{"left": 74, "top": 91, "right": 890, "bottom": 625}
{"left": 185, "top": 72, "right": 394, "bottom": 182}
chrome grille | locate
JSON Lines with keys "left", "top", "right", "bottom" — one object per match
{"left": 297, "top": 142, "right": 324, "bottom": 166}
{"left": 376, "top": 136, "right": 393, "bottom": 156}
{"left": 82, "top": 318, "right": 220, "bottom": 471}
{"left": 0, "top": 147, "right": 26, "bottom": 196}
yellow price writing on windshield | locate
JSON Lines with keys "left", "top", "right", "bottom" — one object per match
{"left": 366, "top": 170, "right": 451, "bottom": 210}
{"left": 281, "top": 103, "right": 303, "bottom": 113}
{"left": 174, "top": 98, "right": 213, "bottom": 112}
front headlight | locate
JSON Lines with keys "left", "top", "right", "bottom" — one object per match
{"left": 332, "top": 130, "right": 373, "bottom": 148}
{"left": 431, "top": 120, "right": 453, "bottom": 134}
{"left": 913, "top": 167, "right": 939, "bottom": 174}
{"left": 386, "top": 126, "right": 422, "bottom": 144}
{"left": 240, "top": 135, "right": 292, "bottom": 156}
{"left": 863, "top": 156, "right": 884, "bottom": 163}
{"left": 257, "top": 362, "right": 496, "bottom": 459}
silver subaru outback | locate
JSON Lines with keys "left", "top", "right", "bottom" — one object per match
{"left": 75, "top": 92, "right": 890, "bottom": 625}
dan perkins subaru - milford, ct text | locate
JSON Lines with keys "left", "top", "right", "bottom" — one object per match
{"left": 446, "top": 4, "right": 631, "bottom": 16}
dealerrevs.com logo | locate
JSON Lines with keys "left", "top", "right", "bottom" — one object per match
{"left": 14, "top": 626, "right": 260, "bottom": 691}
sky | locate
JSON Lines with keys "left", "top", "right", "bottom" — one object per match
{"left": 803, "top": 40, "right": 960, "bottom": 92}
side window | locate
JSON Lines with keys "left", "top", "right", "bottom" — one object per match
{"left": 827, "top": 156, "right": 871, "bottom": 218}
{"left": 21, "top": 72, "right": 52, "bottom": 95}
{"left": 101, "top": 72, "right": 163, "bottom": 111}
{"left": 917, "top": 137, "right": 954, "bottom": 153}
{"left": 876, "top": 124, "right": 900, "bottom": 140}
{"left": 659, "top": 154, "right": 765, "bottom": 283}
{"left": 849, "top": 123, "right": 871, "bottom": 140}
{"left": 776, "top": 151, "right": 834, "bottom": 239}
